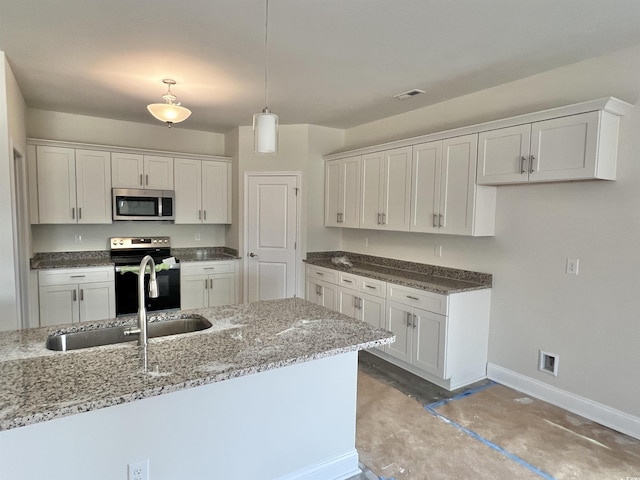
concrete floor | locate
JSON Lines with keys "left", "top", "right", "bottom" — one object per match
{"left": 354, "top": 351, "right": 640, "bottom": 480}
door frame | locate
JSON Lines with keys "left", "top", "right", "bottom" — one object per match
{"left": 243, "top": 171, "right": 302, "bottom": 303}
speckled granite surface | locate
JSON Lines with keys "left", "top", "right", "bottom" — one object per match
{"left": 305, "top": 251, "right": 491, "bottom": 294}
{"left": 30, "top": 247, "right": 240, "bottom": 269}
{"left": 0, "top": 298, "right": 393, "bottom": 431}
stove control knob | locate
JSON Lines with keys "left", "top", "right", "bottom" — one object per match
{"left": 164, "top": 239, "right": 168, "bottom": 243}
{"left": 153, "top": 239, "right": 158, "bottom": 244}
{"left": 119, "top": 240, "right": 124, "bottom": 245}
{"left": 112, "top": 241, "right": 116, "bottom": 246}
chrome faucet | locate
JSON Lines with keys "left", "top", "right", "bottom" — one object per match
{"left": 124, "top": 255, "right": 159, "bottom": 346}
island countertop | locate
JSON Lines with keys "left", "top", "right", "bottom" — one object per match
{"left": 0, "top": 298, "right": 393, "bottom": 431}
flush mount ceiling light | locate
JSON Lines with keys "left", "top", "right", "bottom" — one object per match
{"left": 147, "top": 79, "right": 192, "bottom": 127}
{"left": 253, "top": 0, "right": 279, "bottom": 154}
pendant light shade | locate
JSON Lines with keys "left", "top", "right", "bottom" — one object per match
{"left": 147, "top": 79, "right": 191, "bottom": 127}
{"left": 254, "top": 0, "right": 278, "bottom": 153}
{"left": 253, "top": 108, "right": 279, "bottom": 154}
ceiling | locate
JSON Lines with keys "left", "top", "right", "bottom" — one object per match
{"left": 2, "top": 0, "right": 640, "bottom": 133}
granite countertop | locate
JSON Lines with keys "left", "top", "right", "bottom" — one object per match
{"left": 0, "top": 298, "right": 393, "bottom": 431}
{"left": 30, "top": 247, "right": 240, "bottom": 270}
{"left": 305, "top": 252, "right": 492, "bottom": 295}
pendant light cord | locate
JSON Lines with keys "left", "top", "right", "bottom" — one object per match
{"left": 264, "top": 0, "right": 269, "bottom": 110}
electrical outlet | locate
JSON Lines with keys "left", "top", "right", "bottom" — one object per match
{"left": 434, "top": 244, "right": 442, "bottom": 257}
{"left": 74, "top": 234, "right": 82, "bottom": 244}
{"left": 195, "top": 232, "right": 201, "bottom": 241}
{"left": 128, "top": 459, "right": 149, "bottom": 480}
{"left": 566, "top": 258, "right": 579, "bottom": 275}
{"left": 364, "top": 237, "right": 369, "bottom": 248}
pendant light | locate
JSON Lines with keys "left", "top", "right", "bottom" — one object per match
{"left": 147, "top": 79, "right": 192, "bottom": 127}
{"left": 253, "top": 0, "right": 279, "bottom": 153}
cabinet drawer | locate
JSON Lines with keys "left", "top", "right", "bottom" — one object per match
{"left": 387, "top": 284, "right": 447, "bottom": 315}
{"left": 306, "top": 265, "right": 338, "bottom": 284}
{"left": 39, "top": 267, "right": 114, "bottom": 286}
{"left": 338, "top": 272, "right": 386, "bottom": 298}
{"left": 182, "top": 261, "right": 234, "bottom": 276}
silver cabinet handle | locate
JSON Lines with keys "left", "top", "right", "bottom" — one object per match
{"left": 336, "top": 212, "right": 340, "bottom": 223}
{"left": 377, "top": 213, "right": 382, "bottom": 225}
{"left": 70, "top": 275, "right": 86, "bottom": 278}
{"left": 521, "top": 156, "right": 527, "bottom": 174}
{"left": 140, "top": 174, "right": 143, "bottom": 186}
{"left": 316, "top": 285, "right": 321, "bottom": 296}
{"left": 406, "top": 311, "right": 412, "bottom": 326}
{"left": 146, "top": 174, "right": 149, "bottom": 186}
{"left": 340, "top": 213, "right": 344, "bottom": 223}
{"left": 203, "top": 267, "right": 216, "bottom": 270}
{"left": 406, "top": 295, "right": 419, "bottom": 301}
{"left": 529, "top": 155, "right": 535, "bottom": 173}
{"left": 199, "top": 210, "right": 202, "bottom": 220}
{"left": 433, "top": 213, "right": 438, "bottom": 228}
{"left": 365, "top": 285, "right": 376, "bottom": 290}
{"left": 80, "top": 289, "right": 84, "bottom": 301}
{"left": 382, "top": 212, "right": 386, "bottom": 225}
{"left": 438, "top": 214, "right": 443, "bottom": 228}
{"left": 78, "top": 207, "right": 82, "bottom": 219}
{"left": 210, "top": 279, "right": 213, "bottom": 289}
{"left": 353, "top": 296, "right": 358, "bottom": 308}
{"left": 249, "top": 252, "right": 258, "bottom": 258}
{"left": 412, "top": 314, "right": 417, "bottom": 328}
{"left": 71, "top": 207, "right": 75, "bottom": 220}
{"left": 315, "top": 271, "right": 324, "bottom": 276}
{"left": 204, "top": 210, "right": 207, "bottom": 221}
{"left": 204, "top": 279, "right": 208, "bottom": 289}
{"left": 72, "top": 290, "right": 77, "bottom": 301}
{"left": 343, "top": 279, "right": 353, "bottom": 284}
{"left": 359, "top": 298, "right": 363, "bottom": 309}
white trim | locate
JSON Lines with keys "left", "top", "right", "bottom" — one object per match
{"left": 243, "top": 171, "right": 302, "bottom": 302}
{"left": 488, "top": 363, "right": 640, "bottom": 440}
{"left": 323, "top": 97, "right": 631, "bottom": 160}
{"left": 27, "top": 138, "right": 231, "bottom": 162}
{"left": 274, "top": 450, "right": 361, "bottom": 480}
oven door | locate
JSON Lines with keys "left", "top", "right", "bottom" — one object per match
{"left": 114, "top": 265, "right": 181, "bottom": 316}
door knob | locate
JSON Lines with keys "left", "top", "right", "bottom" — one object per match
{"left": 249, "top": 252, "right": 258, "bottom": 257}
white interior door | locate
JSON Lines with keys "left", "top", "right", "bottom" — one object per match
{"left": 246, "top": 174, "right": 299, "bottom": 302}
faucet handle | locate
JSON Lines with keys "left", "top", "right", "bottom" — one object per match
{"left": 149, "top": 279, "right": 159, "bottom": 298}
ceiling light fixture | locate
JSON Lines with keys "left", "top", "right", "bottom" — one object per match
{"left": 147, "top": 79, "right": 192, "bottom": 127}
{"left": 253, "top": 0, "right": 278, "bottom": 154}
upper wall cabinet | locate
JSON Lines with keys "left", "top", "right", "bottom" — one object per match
{"left": 111, "top": 153, "right": 174, "bottom": 189}
{"left": 325, "top": 156, "right": 360, "bottom": 228}
{"left": 360, "top": 147, "right": 412, "bottom": 230}
{"left": 174, "top": 158, "right": 231, "bottom": 224}
{"left": 35, "top": 146, "right": 112, "bottom": 224}
{"left": 477, "top": 109, "right": 623, "bottom": 185}
{"left": 411, "top": 135, "right": 496, "bottom": 236}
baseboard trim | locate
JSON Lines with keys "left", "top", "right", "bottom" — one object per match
{"left": 275, "top": 450, "right": 361, "bottom": 480}
{"left": 488, "top": 363, "right": 640, "bottom": 440}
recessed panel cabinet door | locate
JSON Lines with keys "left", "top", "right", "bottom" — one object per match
{"left": 209, "top": 274, "right": 235, "bottom": 306}
{"left": 439, "top": 134, "right": 477, "bottom": 236}
{"left": 412, "top": 308, "right": 447, "bottom": 378}
{"left": 202, "top": 161, "right": 230, "bottom": 224}
{"left": 143, "top": 155, "right": 174, "bottom": 189}
{"left": 386, "top": 302, "right": 412, "bottom": 363}
{"left": 174, "top": 158, "right": 202, "bottom": 224}
{"left": 75, "top": 150, "right": 112, "bottom": 224}
{"left": 111, "top": 153, "right": 144, "bottom": 188}
{"left": 181, "top": 274, "right": 209, "bottom": 310}
{"left": 410, "top": 141, "right": 441, "bottom": 233}
{"left": 477, "top": 124, "right": 531, "bottom": 185}
{"left": 530, "top": 111, "right": 599, "bottom": 182}
{"left": 360, "top": 152, "right": 384, "bottom": 229}
{"left": 36, "top": 146, "right": 76, "bottom": 224}
{"left": 337, "top": 288, "right": 359, "bottom": 319}
{"left": 382, "top": 147, "right": 412, "bottom": 231}
{"left": 39, "top": 284, "right": 79, "bottom": 326}
{"left": 78, "top": 281, "right": 115, "bottom": 322}
{"left": 324, "top": 160, "right": 342, "bottom": 227}
{"left": 361, "top": 294, "right": 385, "bottom": 330}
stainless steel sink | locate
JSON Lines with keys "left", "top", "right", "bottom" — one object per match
{"left": 46, "top": 315, "right": 212, "bottom": 351}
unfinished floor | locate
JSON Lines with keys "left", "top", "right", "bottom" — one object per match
{"left": 354, "top": 351, "right": 640, "bottom": 480}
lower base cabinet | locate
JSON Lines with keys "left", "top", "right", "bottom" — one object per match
{"left": 38, "top": 267, "right": 115, "bottom": 327}
{"left": 305, "top": 263, "right": 491, "bottom": 390}
{"left": 180, "top": 261, "right": 237, "bottom": 310}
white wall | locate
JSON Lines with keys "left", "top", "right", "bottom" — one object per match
{"left": 28, "top": 109, "right": 225, "bottom": 156}
{"left": 338, "top": 45, "right": 640, "bottom": 418}
{"left": 227, "top": 124, "right": 343, "bottom": 299}
{"left": 0, "top": 53, "right": 28, "bottom": 331}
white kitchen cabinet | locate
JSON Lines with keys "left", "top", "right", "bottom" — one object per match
{"left": 35, "top": 146, "right": 112, "bottom": 224}
{"left": 360, "top": 147, "right": 412, "bottom": 230}
{"left": 38, "top": 267, "right": 115, "bottom": 327}
{"left": 111, "top": 153, "right": 174, "bottom": 189}
{"left": 305, "top": 265, "right": 338, "bottom": 310}
{"left": 410, "top": 135, "right": 496, "bottom": 236}
{"left": 336, "top": 271, "right": 386, "bottom": 331}
{"left": 477, "top": 111, "right": 618, "bottom": 185}
{"left": 174, "top": 158, "right": 231, "bottom": 224}
{"left": 324, "top": 156, "right": 360, "bottom": 228}
{"left": 180, "top": 261, "right": 237, "bottom": 310}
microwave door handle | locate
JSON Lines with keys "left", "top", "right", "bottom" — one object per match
{"left": 158, "top": 198, "right": 162, "bottom": 217}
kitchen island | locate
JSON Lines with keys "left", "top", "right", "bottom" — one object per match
{"left": 0, "top": 298, "right": 393, "bottom": 480}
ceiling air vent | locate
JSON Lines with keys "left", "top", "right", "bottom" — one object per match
{"left": 393, "top": 89, "right": 425, "bottom": 100}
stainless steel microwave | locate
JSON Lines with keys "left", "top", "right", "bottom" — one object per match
{"left": 112, "top": 188, "right": 175, "bottom": 221}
